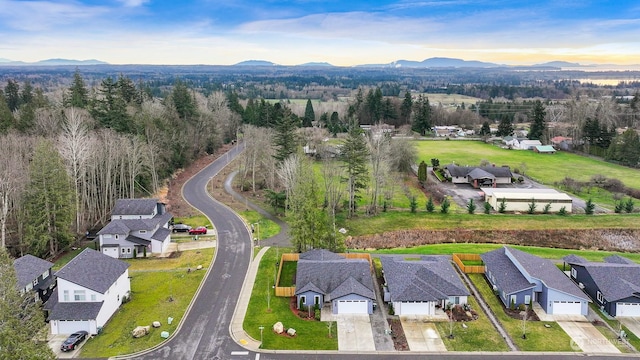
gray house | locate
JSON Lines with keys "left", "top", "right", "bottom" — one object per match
{"left": 444, "top": 164, "right": 512, "bottom": 188}
{"left": 381, "top": 256, "right": 469, "bottom": 315}
{"left": 98, "top": 199, "right": 172, "bottom": 258}
{"left": 482, "top": 246, "right": 589, "bottom": 315}
{"left": 295, "top": 249, "right": 375, "bottom": 314}
{"left": 564, "top": 254, "right": 640, "bottom": 317}
{"left": 14, "top": 254, "right": 56, "bottom": 303}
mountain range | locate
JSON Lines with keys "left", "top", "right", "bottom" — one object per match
{"left": 0, "top": 58, "right": 108, "bottom": 66}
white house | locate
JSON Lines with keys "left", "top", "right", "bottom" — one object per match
{"left": 98, "top": 198, "right": 173, "bottom": 258}
{"left": 46, "top": 249, "right": 130, "bottom": 335}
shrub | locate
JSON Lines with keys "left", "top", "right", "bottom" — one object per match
{"left": 440, "top": 197, "right": 450, "bottom": 214}
{"left": 484, "top": 202, "right": 492, "bottom": 214}
{"left": 417, "top": 161, "right": 427, "bottom": 183}
{"left": 625, "top": 198, "right": 635, "bottom": 213}
{"left": 498, "top": 198, "right": 507, "bottom": 213}
{"left": 527, "top": 199, "right": 537, "bottom": 214}
{"left": 585, "top": 198, "right": 595, "bottom": 215}
{"left": 467, "top": 198, "right": 476, "bottom": 214}
{"left": 542, "top": 203, "right": 551, "bottom": 214}
{"left": 558, "top": 206, "right": 568, "bottom": 216}
{"left": 426, "top": 197, "right": 435, "bottom": 213}
{"left": 615, "top": 201, "right": 624, "bottom": 213}
{"left": 409, "top": 196, "right": 417, "bottom": 213}
{"left": 314, "top": 308, "right": 321, "bottom": 321}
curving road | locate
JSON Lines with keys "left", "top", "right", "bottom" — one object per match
{"left": 130, "top": 144, "right": 634, "bottom": 360}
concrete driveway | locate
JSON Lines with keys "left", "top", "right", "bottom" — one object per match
{"left": 335, "top": 314, "right": 376, "bottom": 351}
{"left": 619, "top": 317, "right": 640, "bottom": 339}
{"left": 399, "top": 315, "right": 447, "bottom": 352}
{"left": 557, "top": 321, "right": 620, "bottom": 353}
{"left": 48, "top": 333, "right": 85, "bottom": 359}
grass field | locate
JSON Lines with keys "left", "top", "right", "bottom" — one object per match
{"left": 173, "top": 215, "right": 213, "bottom": 229}
{"left": 239, "top": 210, "right": 281, "bottom": 240}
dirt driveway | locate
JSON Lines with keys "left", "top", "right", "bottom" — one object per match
{"left": 557, "top": 321, "right": 620, "bottom": 353}
{"left": 399, "top": 316, "right": 447, "bottom": 352}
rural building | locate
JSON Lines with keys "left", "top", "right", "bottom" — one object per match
{"left": 534, "top": 145, "right": 557, "bottom": 154}
{"left": 482, "top": 188, "right": 573, "bottom": 213}
{"left": 564, "top": 254, "right": 640, "bottom": 317}
{"left": 444, "top": 164, "right": 512, "bottom": 188}
{"left": 14, "top": 254, "right": 56, "bottom": 303}
{"left": 551, "top": 136, "right": 573, "bottom": 151}
{"left": 518, "top": 140, "right": 542, "bottom": 150}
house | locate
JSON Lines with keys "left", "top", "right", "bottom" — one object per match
{"left": 564, "top": 254, "right": 640, "bottom": 317}
{"left": 14, "top": 254, "right": 56, "bottom": 303}
{"left": 380, "top": 256, "right": 469, "bottom": 316}
{"left": 294, "top": 249, "right": 375, "bottom": 314}
{"left": 503, "top": 136, "right": 520, "bottom": 148}
{"left": 551, "top": 136, "right": 573, "bottom": 151}
{"left": 534, "top": 145, "right": 557, "bottom": 154}
{"left": 97, "top": 198, "right": 173, "bottom": 258}
{"left": 444, "top": 164, "right": 512, "bottom": 188}
{"left": 481, "top": 246, "right": 589, "bottom": 315}
{"left": 45, "top": 248, "right": 130, "bottom": 335}
{"left": 481, "top": 188, "right": 573, "bottom": 213}
{"left": 518, "top": 139, "right": 542, "bottom": 150}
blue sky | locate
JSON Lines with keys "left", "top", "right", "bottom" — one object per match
{"left": 1, "top": 0, "right": 639, "bottom": 65}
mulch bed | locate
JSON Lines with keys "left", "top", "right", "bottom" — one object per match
{"left": 289, "top": 297, "right": 317, "bottom": 321}
{"left": 388, "top": 318, "right": 408, "bottom": 351}
{"left": 503, "top": 307, "right": 540, "bottom": 321}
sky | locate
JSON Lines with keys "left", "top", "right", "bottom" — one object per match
{"left": 0, "top": 0, "right": 639, "bottom": 66}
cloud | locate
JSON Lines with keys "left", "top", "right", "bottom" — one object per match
{"left": 116, "top": 0, "right": 149, "bottom": 7}
{"left": 0, "top": 0, "right": 110, "bottom": 32}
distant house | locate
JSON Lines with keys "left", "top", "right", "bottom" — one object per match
{"left": 97, "top": 198, "right": 172, "bottom": 258}
{"left": 444, "top": 164, "right": 512, "bottom": 188}
{"left": 481, "top": 188, "right": 573, "bottom": 213}
{"left": 46, "top": 249, "right": 130, "bottom": 334}
{"left": 295, "top": 249, "right": 375, "bottom": 314}
{"left": 14, "top": 254, "right": 56, "bottom": 303}
{"left": 534, "top": 145, "right": 556, "bottom": 154}
{"left": 502, "top": 136, "right": 520, "bottom": 148}
{"left": 381, "top": 256, "right": 469, "bottom": 316}
{"left": 481, "top": 246, "right": 589, "bottom": 315}
{"left": 551, "top": 136, "right": 573, "bottom": 151}
{"left": 518, "top": 140, "right": 542, "bottom": 150}
{"left": 564, "top": 254, "right": 640, "bottom": 317}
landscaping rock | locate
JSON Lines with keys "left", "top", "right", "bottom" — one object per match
{"left": 196, "top": 265, "right": 203, "bottom": 270}
{"left": 132, "top": 325, "right": 150, "bottom": 338}
{"left": 152, "top": 321, "right": 162, "bottom": 328}
{"left": 273, "top": 322, "right": 284, "bottom": 334}
{"left": 287, "top": 328, "right": 296, "bottom": 336}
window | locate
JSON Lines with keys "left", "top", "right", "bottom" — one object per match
{"left": 33, "top": 279, "right": 38, "bottom": 286}
{"left": 571, "top": 267, "right": 577, "bottom": 278}
{"left": 74, "top": 290, "right": 86, "bottom": 301}
{"left": 140, "top": 230, "right": 147, "bottom": 234}
{"left": 122, "top": 248, "right": 126, "bottom": 253}
{"left": 597, "top": 291, "right": 604, "bottom": 303}
{"left": 42, "top": 270, "right": 49, "bottom": 279}
{"left": 26, "top": 283, "right": 33, "bottom": 291}
{"left": 127, "top": 248, "right": 131, "bottom": 254}
{"left": 115, "top": 234, "right": 119, "bottom": 239}
{"left": 63, "top": 290, "right": 69, "bottom": 302}
{"left": 510, "top": 295, "right": 517, "bottom": 306}
{"left": 91, "top": 294, "right": 96, "bottom": 301}
{"left": 300, "top": 295, "right": 306, "bottom": 305}
{"left": 524, "top": 295, "right": 531, "bottom": 305}
{"left": 314, "top": 296, "right": 321, "bottom": 305}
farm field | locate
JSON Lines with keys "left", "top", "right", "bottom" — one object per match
{"left": 413, "top": 140, "right": 640, "bottom": 189}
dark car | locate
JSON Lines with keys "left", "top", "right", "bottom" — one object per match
{"left": 60, "top": 331, "right": 88, "bottom": 352}
{"left": 188, "top": 226, "right": 207, "bottom": 235}
{"left": 172, "top": 223, "right": 192, "bottom": 233}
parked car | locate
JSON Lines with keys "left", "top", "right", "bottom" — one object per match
{"left": 188, "top": 226, "right": 207, "bottom": 235}
{"left": 60, "top": 331, "right": 88, "bottom": 352}
{"left": 172, "top": 223, "right": 192, "bottom": 233}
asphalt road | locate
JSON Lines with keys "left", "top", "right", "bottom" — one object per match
{"left": 126, "top": 144, "right": 633, "bottom": 360}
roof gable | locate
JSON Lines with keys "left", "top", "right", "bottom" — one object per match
{"left": 55, "top": 248, "right": 129, "bottom": 293}
{"left": 295, "top": 251, "right": 373, "bottom": 299}
{"left": 14, "top": 254, "right": 54, "bottom": 289}
{"left": 577, "top": 260, "right": 640, "bottom": 301}
{"left": 481, "top": 248, "right": 535, "bottom": 295}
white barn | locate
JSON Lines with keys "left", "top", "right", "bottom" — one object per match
{"left": 482, "top": 188, "right": 573, "bottom": 213}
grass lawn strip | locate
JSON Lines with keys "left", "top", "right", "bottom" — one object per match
{"left": 435, "top": 296, "right": 509, "bottom": 351}
{"left": 592, "top": 323, "right": 630, "bottom": 353}
{"left": 278, "top": 261, "right": 296, "bottom": 287}
{"left": 243, "top": 248, "right": 338, "bottom": 350}
{"left": 79, "top": 248, "right": 214, "bottom": 358}
{"left": 239, "top": 210, "right": 281, "bottom": 240}
{"left": 590, "top": 303, "right": 640, "bottom": 351}
{"left": 468, "top": 274, "right": 575, "bottom": 352}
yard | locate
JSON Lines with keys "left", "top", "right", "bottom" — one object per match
{"left": 243, "top": 247, "right": 338, "bottom": 350}
{"left": 278, "top": 261, "right": 297, "bottom": 287}
{"left": 468, "top": 273, "right": 575, "bottom": 352}
{"left": 79, "top": 248, "right": 214, "bottom": 358}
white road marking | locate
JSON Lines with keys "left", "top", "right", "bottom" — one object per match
{"left": 230, "top": 351, "right": 249, "bottom": 356}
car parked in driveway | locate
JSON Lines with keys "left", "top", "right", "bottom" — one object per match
{"left": 172, "top": 223, "right": 192, "bottom": 233}
{"left": 188, "top": 226, "right": 207, "bottom": 235}
{"left": 60, "top": 331, "right": 88, "bottom": 352}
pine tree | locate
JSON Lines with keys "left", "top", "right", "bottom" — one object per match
{"left": 65, "top": 69, "right": 89, "bottom": 108}
{"left": 303, "top": 99, "right": 315, "bottom": 127}
{"left": 479, "top": 121, "right": 491, "bottom": 137}
{"left": 400, "top": 91, "right": 413, "bottom": 124}
{"left": 341, "top": 120, "right": 369, "bottom": 217}
{"left": 412, "top": 95, "right": 431, "bottom": 136}
{"left": 528, "top": 100, "right": 546, "bottom": 140}
{"left": 497, "top": 116, "right": 514, "bottom": 137}
{"left": 417, "top": 161, "right": 427, "bottom": 183}
{"left": 4, "top": 79, "right": 20, "bottom": 112}
{"left": 0, "top": 248, "right": 55, "bottom": 360}
{"left": 273, "top": 109, "right": 299, "bottom": 163}
{"left": 0, "top": 95, "right": 14, "bottom": 133}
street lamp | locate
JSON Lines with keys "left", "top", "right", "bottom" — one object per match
{"left": 251, "top": 222, "right": 260, "bottom": 247}
{"left": 258, "top": 325, "right": 265, "bottom": 348}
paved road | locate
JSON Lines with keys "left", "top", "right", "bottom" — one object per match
{"left": 121, "top": 144, "right": 634, "bottom": 360}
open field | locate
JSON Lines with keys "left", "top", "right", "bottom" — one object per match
{"left": 420, "top": 93, "right": 483, "bottom": 106}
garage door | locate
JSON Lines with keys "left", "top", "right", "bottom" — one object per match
{"left": 552, "top": 301, "right": 582, "bottom": 315}
{"left": 399, "top": 302, "right": 431, "bottom": 315}
{"left": 57, "top": 320, "right": 91, "bottom": 334}
{"left": 617, "top": 303, "right": 640, "bottom": 317}
{"left": 337, "top": 300, "right": 368, "bottom": 314}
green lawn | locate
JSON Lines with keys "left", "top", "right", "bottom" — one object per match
{"left": 173, "top": 215, "right": 213, "bottom": 229}
{"left": 279, "top": 261, "right": 297, "bottom": 287}
{"left": 239, "top": 210, "right": 281, "bottom": 240}
{"left": 590, "top": 303, "right": 640, "bottom": 351}
{"left": 435, "top": 296, "right": 509, "bottom": 351}
{"left": 468, "top": 274, "right": 575, "bottom": 352}
{"left": 79, "top": 248, "right": 214, "bottom": 358}
{"left": 243, "top": 248, "right": 338, "bottom": 350}
{"left": 414, "top": 140, "right": 640, "bottom": 190}
{"left": 373, "top": 243, "right": 640, "bottom": 263}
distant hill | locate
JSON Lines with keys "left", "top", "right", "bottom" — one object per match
{"left": 359, "top": 57, "right": 501, "bottom": 68}
{"left": 0, "top": 58, "right": 108, "bottom": 66}
{"left": 297, "top": 62, "right": 334, "bottom": 67}
{"left": 234, "top": 60, "right": 278, "bottom": 66}
{"left": 536, "top": 61, "right": 584, "bottom": 68}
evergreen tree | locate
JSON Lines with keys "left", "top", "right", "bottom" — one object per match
{"left": 341, "top": 120, "right": 369, "bottom": 217}
{"left": 303, "top": 99, "right": 315, "bottom": 127}
{"left": 91, "top": 76, "right": 130, "bottom": 132}
{"left": 400, "top": 91, "right": 413, "bottom": 124}
{"left": 20, "top": 81, "right": 33, "bottom": 105}
{"left": 412, "top": 95, "right": 431, "bottom": 136}
{"left": 23, "top": 139, "right": 75, "bottom": 258}
{"left": 426, "top": 197, "right": 435, "bottom": 213}
{"left": 65, "top": 69, "right": 89, "bottom": 108}
{"left": 417, "top": 160, "right": 427, "bottom": 183}
{"left": 272, "top": 109, "right": 299, "bottom": 163}
{"left": 497, "top": 115, "right": 514, "bottom": 137}
{"left": 0, "top": 95, "right": 14, "bottom": 133}
{"left": 607, "top": 129, "right": 640, "bottom": 167}
{"left": 171, "top": 80, "right": 197, "bottom": 121}
{"left": 479, "top": 121, "right": 491, "bottom": 137}
{"left": 0, "top": 248, "right": 55, "bottom": 360}
{"left": 528, "top": 100, "right": 546, "bottom": 140}
{"left": 4, "top": 79, "right": 20, "bottom": 112}
{"left": 328, "top": 111, "right": 341, "bottom": 135}
{"left": 227, "top": 91, "right": 244, "bottom": 116}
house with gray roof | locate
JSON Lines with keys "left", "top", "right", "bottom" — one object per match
{"left": 564, "top": 254, "right": 640, "bottom": 317}
{"left": 295, "top": 249, "right": 375, "bottom": 314}
{"left": 98, "top": 198, "right": 172, "bottom": 258}
{"left": 380, "top": 256, "right": 470, "bottom": 315}
{"left": 45, "top": 248, "right": 130, "bottom": 335}
{"left": 444, "top": 164, "right": 512, "bottom": 188}
{"left": 482, "top": 246, "right": 589, "bottom": 315}
{"left": 13, "top": 254, "right": 55, "bottom": 303}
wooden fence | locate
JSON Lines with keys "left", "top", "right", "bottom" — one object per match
{"left": 452, "top": 253, "right": 485, "bottom": 273}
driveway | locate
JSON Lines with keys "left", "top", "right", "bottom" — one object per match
{"left": 48, "top": 333, "right": 85, "bottom": 359}
{"left": 557, "top": 321, "right": 620, "bottom": 353}
{"left": 618, "top": 317, "right": 640, "bottom": 339}
{"left": 399, "top": 315, "right": 447, "bottom": 352}
{"left": 335, "top": 314, "right": 376, "bottom": 351}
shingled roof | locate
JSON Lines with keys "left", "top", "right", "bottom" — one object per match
{"left": 481, "top": 248, "right": 535, "bottom": 295}
{"left": 13, "top": 254, "right": 54, "bottom": 289}
{"left": 568, "top": 255, "right": 640, "bottom": 302}
{"left": 445, "top": 164, "right": 512, "bottom": 178}
{"left": 55, "top": 248, "right": 129, "bottom": 294}
{"left": 112, "top": 198, "right": 159, "bottom": 216}
{"left": 45, "top": 289, "right": 103, "bottom": 321}
{"left": 381, "top": 256, "right": 469, "bottom": 302}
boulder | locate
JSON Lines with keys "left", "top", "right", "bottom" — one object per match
{"left": 273, "top": 322, "right": 284, "bottom": 334}
{"left": 132, "top": 325, "right": 150, "bottom": 338}
{"left": 196, "top": 265, "right": 203, "bottom": 270}
{"left": 287, "top": 328, "right": 297, "bottom": 336}
{"left": 152, "top": 321, "right": 162, "bottom": 328}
